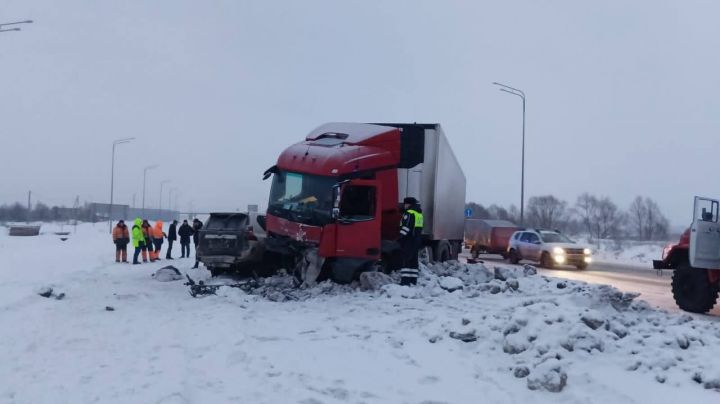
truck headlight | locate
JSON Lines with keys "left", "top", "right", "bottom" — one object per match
{"left": 553, "top": 254, "right": 566, "bottom": 264}
{"left": 553, "top": 247, "right": 565, "bottom": 255}
{"left": 583, "top": 248, "right": 591, "bottom": 255}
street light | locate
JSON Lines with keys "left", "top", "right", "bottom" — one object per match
{"left": 142, "top": 164, "right": 159, "bottom": 216}
{"left": 493, "top": 81, "right": 526, "bottom": 225}
{"left": 109, "top": 137, "right": 135, "bottom": 232}
{"left": 159, "top": 180, "right": 170, "bottom": 212}
{"left": 0, "top": 20, "right": 33, "bottom": 33}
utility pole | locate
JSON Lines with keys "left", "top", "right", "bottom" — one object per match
{"left": 27, "top": 190, "right": 31, "bottom": 223}
{"left": 492, "top": 82, "right": 526, "bottom": 226}
{"left": 159, "top": 180, "right": 170, "bottom": 213}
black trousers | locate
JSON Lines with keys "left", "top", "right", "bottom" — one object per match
{"left": 181, "top": 242, "right": 190, "bottom": 258}
{"left": 400, "top": 239, "right": 419, "bottom": 285}
{"left": 166, "top": 240, "right": 174, "bottom": 258}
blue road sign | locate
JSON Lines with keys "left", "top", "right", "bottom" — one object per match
{"left": 464, "top": 208, "right": 473, "bottom": 218}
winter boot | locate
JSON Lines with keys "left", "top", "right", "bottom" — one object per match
{"left": 115, "top": 250, "right": 121, "bottom": 263}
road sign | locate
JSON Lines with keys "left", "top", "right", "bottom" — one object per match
{"left": 464, "top": 208, "right": 473, "bottom": 218}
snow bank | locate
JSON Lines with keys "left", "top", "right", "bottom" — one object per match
{"left": 1, "top": 225, "right": 719, "bottom": 403}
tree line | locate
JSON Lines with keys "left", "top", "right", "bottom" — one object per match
{"left": 0, "top": 202, "right": 98, "bottom": 223}
{"left": 466, "top": 194, "right": 671, "bottom": 241}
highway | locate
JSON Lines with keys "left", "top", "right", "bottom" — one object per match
{"left": 472, "top": 255, "right": 720, "bottom": 318}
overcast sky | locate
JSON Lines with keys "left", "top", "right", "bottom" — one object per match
{"left": 1, "top": 0, "right": 718, "bottom": 226}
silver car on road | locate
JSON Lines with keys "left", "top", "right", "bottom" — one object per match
{"left": 507, "top": 229, "right": 592, "bottom": 269}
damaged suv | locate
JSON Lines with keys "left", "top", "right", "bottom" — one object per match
{"left": 196, "top": 212, "right": 267, "bottom": 277}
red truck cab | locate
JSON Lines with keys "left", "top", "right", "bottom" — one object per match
{"left": 263, "top": 123, "right": 466, "bottom": 283}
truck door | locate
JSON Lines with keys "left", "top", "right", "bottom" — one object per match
{"left": 333, "top": 180, "right": 382, "bottom": 260}
{"left": 690, "top": 196, "right": 720, "bottom": 268}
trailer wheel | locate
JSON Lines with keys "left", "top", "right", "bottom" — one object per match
{"left": 471, "top": 246, "right": 480, "bottom": 259}
{"left": 672, "top": 263, "right": 719, "bottom": 313}
{"left": 508, "top": 249, "right": 520, "bottom": 265}
{"left": 435, "top": 240, "right": 451, "bottom": 262}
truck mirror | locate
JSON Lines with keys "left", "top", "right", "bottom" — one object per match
{"left": 332, "top": 207, "right": 340, "bottom": 220}
{"left": 262, "top": 165, "right": 278, "bottom": 181}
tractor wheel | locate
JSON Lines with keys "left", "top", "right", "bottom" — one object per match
{"left": 672, "top": 263, "right": 719, "bottom": 313}
{"left": 540, "top": 252, "right": 554, "bottom": 269}
{"left": 508, "top": 249, "right": 520, "bottom": 265}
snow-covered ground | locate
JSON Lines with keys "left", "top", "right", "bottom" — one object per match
{"left": 1, "top": 223, "right": 719, "bottom": 403}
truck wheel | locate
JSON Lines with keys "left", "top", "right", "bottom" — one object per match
{"left": 508, "top": 249, "right": 520, "bottom": 265}
{"left": 209, "top": 267, "right": 223, "bottom": 277}
{"left": 471, "top": 246, "right": 479, "bottom": 259}
{"left": 540, "top": 252, "right": 554, "bottom": 269}
{"left": 672, "top": 263, "right": 719, "bottom": 313}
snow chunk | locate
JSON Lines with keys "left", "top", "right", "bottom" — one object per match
{"left": 359, "top": 271, "right": 393, "bottom": 291}
{"left": 438, "top": 276, "right": 463, "bottom": 292}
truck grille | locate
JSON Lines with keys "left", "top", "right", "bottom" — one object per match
{"left": 564, "top": 248, "right": 585, "bottom": 255}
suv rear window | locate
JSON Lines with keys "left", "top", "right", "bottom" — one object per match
{"left": 205, "top": 214, "right": 249, "bottom": 230}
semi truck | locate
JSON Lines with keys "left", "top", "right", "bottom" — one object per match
{"left": 465, "top": 219, "right": 519, "bottom": 259}
{"left": 262, "top": 122, "right": 466, "bottom": 284}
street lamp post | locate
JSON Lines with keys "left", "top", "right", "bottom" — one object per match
{"left": 142, "top": 165, "right": 159, "bottom": 216}
{"left": 159, "top": 180, "right": 170, "bottom": 212}
{"left": 493, "top": 82, "right": 526, "bottom": 225}
{"left": 109, "top": 137, "right": 134, "bottom": 232}
{"left": 0, "top": 20, "right": 33, "bottom": 33}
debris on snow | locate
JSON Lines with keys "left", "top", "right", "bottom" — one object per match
{"left": 152, "top": 266, "right": 184, "bottom": 282}
{"left": 449, "top": 330, "right": 477, "bottom": 343}
{"left": 359, "top": 271, "right": 393, "bottom": 291}
{"left": 527, "top": 362, "right": 568, "bottom": 392}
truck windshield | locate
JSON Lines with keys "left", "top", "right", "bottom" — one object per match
{"left": 268, "top": 170, "right": 337, "bottom": 226}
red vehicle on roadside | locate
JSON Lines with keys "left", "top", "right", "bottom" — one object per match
{"left": 653, "top": 196, "right": 720, "bottom": 313}
{"left": 465, "top": 219, "right": 519, "bottom": 259}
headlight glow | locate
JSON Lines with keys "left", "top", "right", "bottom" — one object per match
{"left": 553, "top": 254, "right": 566, "bottom": 264}
{"left": 583, "top": 248, "right": 591, "bottom": 255}
{"left": 553, "top": 247, "right": 565, "bottom": 255}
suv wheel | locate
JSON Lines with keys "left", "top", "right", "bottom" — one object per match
{"left": 508, "top": 249, "right": 520, "bottom": 264}
{"left": 540, "top": 252, "right": 554, "bottom": 269}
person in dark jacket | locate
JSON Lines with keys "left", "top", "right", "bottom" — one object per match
{"left": 399, "top": 197, "right": 423, "bottom": 285}
{"left": 166, "top": 220, "right": 178, "bottom": 259}
{"left": 178, "top": 219, "right": 193, "bottom": 258}
{"left": 191, "top": 218, "right": 204, "bottom": 268}
{"left": 142, "top": 219, "right": 155, "bottom": 260}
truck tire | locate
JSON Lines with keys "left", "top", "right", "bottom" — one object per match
{"left": 540, "top": 252, "right": 554, "bottom": 269}
{"left": 672, "top": 263, "right": 719, "bottom": 313}
{"left": 508, "top": 249, "right": 520, "bottom": 265}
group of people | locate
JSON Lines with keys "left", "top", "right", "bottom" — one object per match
{"left": 112, "top": 218, "right": 204, "bottom": 265}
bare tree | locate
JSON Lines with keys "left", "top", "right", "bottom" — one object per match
{"left": 575, "top": 193, "right": 599, "bottom": 236}
{"left": 526, "top": 195, "right": 568, "bottom": 230}
{"left": 628, "top": 196, "right": 669, "bottom": 240}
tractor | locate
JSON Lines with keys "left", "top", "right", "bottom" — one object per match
{"left": 653, "top": 196, "right": 720, "bottom": 313}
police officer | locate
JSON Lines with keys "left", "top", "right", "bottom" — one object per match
{"left": 399, "top": 197, "right": 423, "bottom": 285}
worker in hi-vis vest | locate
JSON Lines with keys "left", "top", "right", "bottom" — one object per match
{"left": 399, "top": 197, "right": 423, "bottom": 285}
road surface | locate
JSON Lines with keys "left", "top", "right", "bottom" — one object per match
{"left": 473, "top": 255, "right": 720, "bottom": 318}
